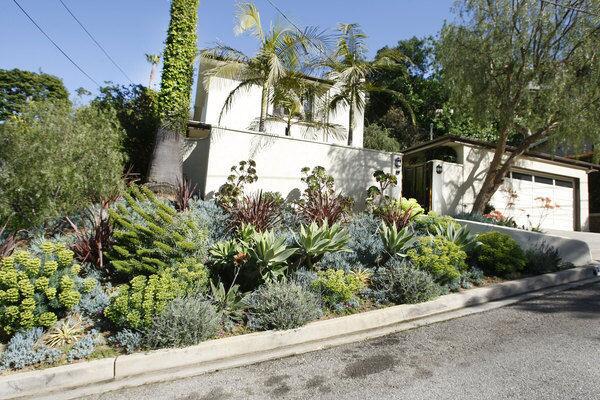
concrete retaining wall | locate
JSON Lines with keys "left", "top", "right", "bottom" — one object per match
{"left": 457, "top": 219, "right": 593, "bottom": 266}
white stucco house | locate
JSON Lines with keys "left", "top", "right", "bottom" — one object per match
{"left": 402, "top": 136, "right": 599, "bottom": 232}
{"left": 183, "top": 57, "right": 401, "bottom": 206}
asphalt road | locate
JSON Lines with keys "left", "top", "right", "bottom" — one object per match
{"left": 84, "top": 283, "right": 600, "bottom": 400}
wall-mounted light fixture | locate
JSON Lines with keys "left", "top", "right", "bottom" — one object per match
{"left": 394, "top": 157, "right": 402, "bottom": 168}
{"left": 436, "top": 164, "right": 443, "bottom": 174}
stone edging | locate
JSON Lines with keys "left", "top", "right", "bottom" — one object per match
{"left": 1, "top": 266, "right": 597, "bottom": 400}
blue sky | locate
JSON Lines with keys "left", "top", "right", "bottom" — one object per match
{"left": 1, "top": 0, "right": 454, "bottom": 99}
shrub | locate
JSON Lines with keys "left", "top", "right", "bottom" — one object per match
{"left": 208, "top": 281, "right": 247, "bottom": 330}
{"left": 0, "top": 244, "right": 95, "bottom": 336}
{"left": 66, "top": 330, "right": 98, "bottom": 362}
{"left": 143, "top": 291, "right": 220, "bottom": 349}
{"left": 406, "top": 236, "right": 468, "bottom": 284}
{"left": 296, "top": 222, "right": 350, "bottom": 269}
{"left": 363, "top": 124, "right": 401, "bottom": 152}
{"left": 413, "top": 212, "right": 459, "bottom": 235}
{"left": 76, "top": 283, "right": 110, "bottom": 320}
{"left": 311, "top": 269, "right": 368, "bottom": 308}
{"left": 297, "top": 166, "right": 352, "bottom": 225}
{"left": 524, "top": 242, "right": 564, "bottom": 275}
{"left": 110, "top": 329, "right": 142, "bottom": 354}
{"left": 0, "top": 328, "right": 61, "bottom": 370}
{"left": 370, "top": 258, "right": 443, "bottom": 305}
{"left": 188, "top": 199, "right": 231, "bottom": 245}
{"left": 0, "top": 101, "right": 125, "bottom": 230}
{"left": 224, "top": 191, "right": 283, "bottom": 232}
{"left": 104, "top": 271, "right": 196, "bottom": 329}
{"left": 476, "top": 231, "right": 526, "bottom": 278}
{"left": 108, "top": 185, "right": 208, "bottom": 277}
{"left": 246, "top": 281, "right": 322, "bottom": 330}
{"left": 380, "top": 223, "right": 415, "bottom": 259}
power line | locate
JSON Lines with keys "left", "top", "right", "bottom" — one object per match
{"left": 57, "top": 0, "right": 133, "bottom": 83}
{"left": 12, "top": 0, "right": 100, "bottom": 86}
{"left": 541, "top": 0, "right": 600, "bottom": 17}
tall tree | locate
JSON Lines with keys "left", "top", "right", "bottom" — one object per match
{"left": 145, "top": 54, "right": 161, "bottom": 88}
{"left": 438, "top": 0, "right": 600, "bottom": 214}
{"left": 326, "top": 24, "right": 412, "bottom": 146}
{"left": 0, "top": 69, "right": 69, "bottom": 121}
{"left": 147, "top": 0, "right": 199, "bottom": 191}
{"left": 202, "top": 2, "right": 325, "bottom": 132}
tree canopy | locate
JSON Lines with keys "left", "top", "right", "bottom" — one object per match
{"left": 437, "top": 0, "right": 600, "bottom": 213}
{"left": 0, "top": 68, "right": 69, "bottom": 121}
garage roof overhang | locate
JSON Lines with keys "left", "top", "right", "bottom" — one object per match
{"left": 402, "top": 135, "right": 600, "bottom": 172}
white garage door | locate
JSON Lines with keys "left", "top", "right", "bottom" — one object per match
{"left": 490, "top": 171, "right": 575, "bottom": 231}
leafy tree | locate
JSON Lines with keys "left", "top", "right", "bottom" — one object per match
{"left": 363, "top": 123, "right": 401, "bottom": 152}
{"left": 202, "top": 2, "right": 325, "bottom": 132}
{"left": 0, "top": 69, "right": 69, "bottom": 121}
{"left": 92, "top": 84, "right": 160, "bottom": 180}
{"left": 438, "top": 0, "right": 600, "bottom": 214}
{"left": 147, "top": 0, "right": 199, "bottom": 190}
{"left": 0, "top": 101, "right": 125, "bottom": 230}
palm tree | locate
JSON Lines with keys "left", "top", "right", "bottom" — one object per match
{"left": 325, "top": 24, "right": 414, "bottom": 146}
{"left": 202, "top": 2, "right": 326, "bottom": 132}
{"left": 145, "top": 53, "right": 161, "bottom": 88}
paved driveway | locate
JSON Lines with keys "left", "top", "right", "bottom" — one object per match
{"left": 83, "top": 282, "right": 600, "bottom": 400}
{"left": 547, "top": 229, "right": 600, "bottom": 261}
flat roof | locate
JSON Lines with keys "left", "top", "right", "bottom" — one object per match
{"left": 402, "top": 135, "right": 600, "bottom": 171}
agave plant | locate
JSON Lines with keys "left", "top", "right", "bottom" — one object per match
{"left": 380, "top": 222, "right": 416, "bottom": 259}
{"left": 295, "top": 221, "right": 350, "bottom": 268}
{"left": 248, "top": 230, "right": 297, "bottom": 283}
{"left": 44, "top": 314, "right": 85, "bottom": 348}
{"left": 431, "top": 223, "right": 481, "bottom": 254}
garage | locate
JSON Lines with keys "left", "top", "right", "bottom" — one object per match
{"left": 491, "top": 170, "right": 577, "bottom": 231}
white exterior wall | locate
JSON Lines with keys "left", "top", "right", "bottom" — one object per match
{"left": 183, "top": 127, "right": 400, "bottom": 208}
{"left": 193, "top": 62, "right": 364, "bottom": 148}
{"left": 429, "top": 143, "right": 590, "bottom": 231}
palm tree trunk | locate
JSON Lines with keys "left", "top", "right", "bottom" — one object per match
{"left": 259, "top": 85, "right": 269, "bottom": 132}
{"left": 149, "top": 64, "right": 157, "bottom": 87}
{"left": 347, "top": 98, "right": 354, "bottom": 146}
{"left": 147, "top": 127, "right": 183, "bottom": 192}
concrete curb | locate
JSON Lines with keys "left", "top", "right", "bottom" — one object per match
{"left": 1, "top": 266, "right": 598, "bottom": 400}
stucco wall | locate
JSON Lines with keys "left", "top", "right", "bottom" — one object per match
{"left": 193, "top": 60, "right": 364, "bottom": 148}
{"left": 183, "top": 127, "right": 400, "bottom": 208}
{"left": 427, "top": 143, "right": 590, "bottom": 231}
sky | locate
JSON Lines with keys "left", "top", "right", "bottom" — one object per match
{"left": 0, "top": 0, "right": 454, "bottom": 100}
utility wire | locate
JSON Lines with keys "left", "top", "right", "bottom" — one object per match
{"left": 57, "top": 0, "right": 133, "bottom": 83}
{"left": 541, "top": 0, "right": 600, "bottom": 17}
{"left": 12, "top": 0, "right": 100, "bottom": 86}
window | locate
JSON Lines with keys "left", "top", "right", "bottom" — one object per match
{"left": 511, "top": 172, "right": 532, "bottom": 181}
{"left": 534, "top": 175, "right": 553, "bottom": 185}
{"left": 555, "top": 179, "right": 573, "bottom": 188}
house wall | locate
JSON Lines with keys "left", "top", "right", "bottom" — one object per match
{"left": 426, "top": 143, "right": 590, "bottom": 231}
{"left": 183, "top": 127, "right": 401, "bottom": 208}
{"left": 193, "top": 62, "right": 364, "bottom": 148}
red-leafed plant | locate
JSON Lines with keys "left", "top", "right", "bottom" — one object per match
{"left": 378, "top": 205, "right": 415, "bottom": 230}
{"left": 0, "top": 221, "right": 17, "bottom": 259}
{"left": 225, "top": 191, "right": 283, "bottom": 232}
{"left": 175, "top": 179, "right": 197, "bottom": 212}
{"left": 297, "top": 166, "right": 352, "bottom": 225}
{"left": 66, "top": 198, "right": 114, "bottom": 275}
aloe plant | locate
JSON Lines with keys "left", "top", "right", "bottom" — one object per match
{"left": 380, "top": 222, "right": 416, "bottom": 259}
{"left": 432, "top": 223, "right": 481, "bottom": 254}
{"left": 248, "top": 230, "right": 297, "bottom": 283}
{"left": 296, "top": 221, "right": 350, "bottom": 268}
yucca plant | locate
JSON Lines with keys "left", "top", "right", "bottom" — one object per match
{"left": 248, "top": 230, "right": 297, "bottom": 283}
{"left": 380, "top": 222, "right": 416, "bottom": 259}
{"left": 431, "top": 223, "right": 481, "bottom": 254}
{"left": 43, "top": 314, "right": 86, "bottom": 348}
{"left": 295, "top": 221, "right": 350, "bottom": 268}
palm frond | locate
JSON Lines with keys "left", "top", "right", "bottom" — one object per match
{"left": 218, "top": 78, "right": 263, "bottom": 124}
{"left": 234, "top": 2, "right": 264, "bottom": 42}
